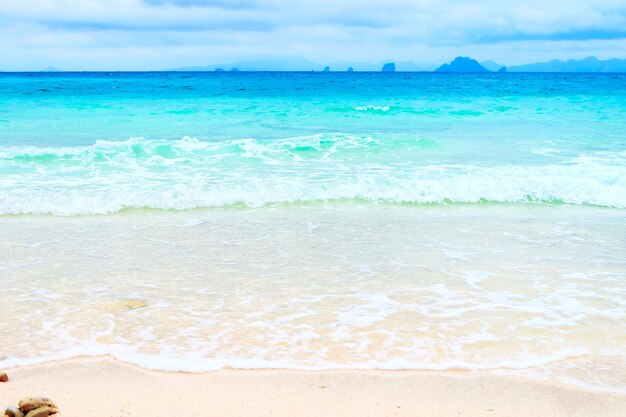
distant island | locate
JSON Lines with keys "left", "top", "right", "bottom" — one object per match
{"left": 480, "top": 60, "right": 503, "bottom": 72}
{"left": 507, "top": 56, "right": 626, "bottom": 72}
{"left": 37, "top": 56, "right": 626, "bottom": 73}
{"left": 381, "top": 62, "right": 396, "bottom": 72}
{"left": 432, "top": 56, "right": 626, "bottom": 73}
{"left": 436, "top": 57, "right": 489, "bottom": 73}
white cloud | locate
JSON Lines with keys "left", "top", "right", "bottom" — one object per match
{"left": 0, "top": 0, "right": 625, "bottom": 70}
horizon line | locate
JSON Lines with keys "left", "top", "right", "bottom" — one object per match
{"left": 2, "top": 70, "right": 626, "bottom": 74}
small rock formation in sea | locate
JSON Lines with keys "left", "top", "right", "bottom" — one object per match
{"left": 498, "top": 66, "right": 507, "bottom": 73}
{"left": 323, "top": 66, "right": 330, "bottom": 72}
{"left": 230, "top": 67, "right": 240, "bottom": 72}
{"left": 5, "top": 397, "right": 60, "bottom": 417}
{"left": 381, "top": 62, "right": 396, "bottom": 72}
{"left": 435, "top": 57, "right": 489, "bottom": 72}
{"left": 347, "top": 67, "right": 354, "bottom": 72}
{"left": 214, "top": 68, "right": 225, "bottom": 72}
{"left": 41, "top": 66, "right": 59, "bottom": 72}
{"left": 0, "top": 371, "right": 8, "bottom": 382}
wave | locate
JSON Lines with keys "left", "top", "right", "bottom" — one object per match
{"left": 1, "top": 135, "right": 625, "bottom": 215}
{"left": 2, "top": 348, "right": 624, "bottom": 394}
{"left": 353, "top": 105, "right": 390, "bottom": 112}
{"left": 0, "top": 345, "right": 586, "bottom": 373}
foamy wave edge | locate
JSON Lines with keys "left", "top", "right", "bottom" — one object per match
{"left": 2, "top": 136, "right": 625, "bottom": 215}
{"left": 2, "top": 349, "right": 624, "bottom": 394}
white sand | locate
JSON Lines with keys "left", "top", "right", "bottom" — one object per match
{"left": 2, "top": 357, "right": 625, "bottom": 417}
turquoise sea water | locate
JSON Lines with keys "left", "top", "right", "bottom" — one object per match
{"left": 1, "top": 73, "right": 625, "bottom": 392}
{"left": 1, "top": 72, "right": 625, "bottom": 213}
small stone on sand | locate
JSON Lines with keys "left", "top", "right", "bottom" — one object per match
{"left": 17, "top": 398, "right": 58, "bottom": 414}
{"left": 123, "top": 299, "right": 147, "bottom": 310}
{"left": 24, "top": 408, "right": 51, "bottom": 417}
{"left": 4, "top": 406, "right": 25, "bottom": 417}
{"left": 0, "top": 371, "right": 8, "bottom": 382}
{"left": 103, "top": 299, "right": 148, "bottom": 313}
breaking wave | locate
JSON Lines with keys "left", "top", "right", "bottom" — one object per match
{"left": 1, "top": 135, "right": 625, "bottom": 215}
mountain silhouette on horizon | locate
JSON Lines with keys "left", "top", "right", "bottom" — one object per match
{"left": 481, "top": 60, "right": 503, "bottom": 71}
{"left": 507, "top": 56, "right": 626, "bottom": 72}
{"left": 435, "top": 57, "right": 489, "bottom": 73}
{"left": 381, "top": 62, "right": 396, "bottom": 72}
{"left": 167, "top": 55, "right": 626, "bottom": 73}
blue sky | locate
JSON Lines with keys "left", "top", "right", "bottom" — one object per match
{"left": 1, "top": 0, "right": 625, "bottom": 70}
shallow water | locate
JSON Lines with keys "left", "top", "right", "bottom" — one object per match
{"left": 1, "top": 204, "right": 624, "bottom": 391}
{"left": 0, "top": 72, "right": 625, "bottom": 392}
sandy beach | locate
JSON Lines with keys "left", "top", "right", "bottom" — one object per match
{"left": 2, "top": 357, "right": 625, "bottom": 417}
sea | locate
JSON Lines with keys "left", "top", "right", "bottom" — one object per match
{"left": 0, "top": 72, "right": 624, "bottom": 392}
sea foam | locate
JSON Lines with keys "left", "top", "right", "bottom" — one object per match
{"left": 1, "top": 203, "right": 624, "bottom": 392}
{"left": 1, "top": 135, "right": 625, "bottom": 215}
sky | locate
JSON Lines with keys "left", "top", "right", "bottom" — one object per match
{"left": 1, "top": 0, "right": 626, "bottom": 71}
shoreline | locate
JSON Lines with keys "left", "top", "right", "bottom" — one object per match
{"left": 2, "top": 353, "right": 624, "bottom": 394}
{"left": 2, "top": 356, "right": 625, "bottom": 417}
{"left": 2, "top": 204, "right": 625, "bottom": 399}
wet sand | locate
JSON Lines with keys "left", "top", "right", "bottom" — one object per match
{"left": 2, "top": 357, "right": 625, "bottom": 417}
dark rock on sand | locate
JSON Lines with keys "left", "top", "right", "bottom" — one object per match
{"left": 0, "top": 371, "right": 8, "bottom": 382}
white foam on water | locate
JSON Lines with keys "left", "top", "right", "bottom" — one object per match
{"left": 1, "top": 203, "right": 624, "bottom": 393}
{"left": 354, "top": 105, "right": 390, "bottom": 112}
{"left": 1, "top": 135, "right": 625, "bottom": 215}
{"left": 3, "top": 341, "right": 624, "bottom": 394}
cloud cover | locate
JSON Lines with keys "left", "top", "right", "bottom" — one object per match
{"left": 0, "top": 0, "right": 625, "bottom": 70}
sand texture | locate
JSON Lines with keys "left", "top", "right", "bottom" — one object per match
{"left": 2, "top": 357, "right": 625, "bottom": 417}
